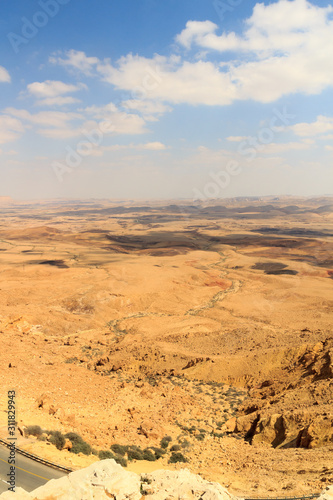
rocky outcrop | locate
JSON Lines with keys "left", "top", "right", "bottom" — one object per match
{"left": 0, "top": 459, "right": 331, "bottom": 499}
{"left": 0, "top": 460, "right": 238, "bottom": 499}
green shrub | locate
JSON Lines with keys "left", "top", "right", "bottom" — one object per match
{"left": 26, "top": 425, "right": 43, "bottom": 437}
{"left": 170, "top": 444, "right": 181, "bottom": 452}
{"left": 71, "top": 441, "right": 92, "bottom": 455}
{"left": 99, "top": 450, "right": 115, "bottom": 460}
{"left": 180, "top": 439, "right": 190, "bottom": 449}
{"left": 127, "top": 449, "right": 143, "bottom": 461}
{"left": 114, "top": 455, "right": 127, "bottom": 467}
{"left": 64, "top": 432, "right": 92, "bottom": 455}
{"left": 196, "top": 433, "right": 205, "bottom": 441}
{"left": 64, "top": 432, "right": 83, "bottom": 444}
{"left": 168, "top": 452, "right": 187, "bottom": 464}
{"left": 150, "top": 447, "right": 165, "bottom": 459}
{"left": 160, "top": 436, "right": 172, "bottom": 449}
{"left": 110, "top": 444, "right": 128, "bottom": 456}
{"left": 128, "top": 445, "right": 142, "bottom": 452}
{"left": 143, "top": 449, "right": 156, "bottom": 462}
{"left": 49, "top": 431, "right": 65, "bottom": 450}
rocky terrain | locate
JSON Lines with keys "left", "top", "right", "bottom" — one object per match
{"left": 0, "top": 459, "right": 332, "bottom": 499}
{"left": 0, "top": 197, "right": 332, "bottom": 496}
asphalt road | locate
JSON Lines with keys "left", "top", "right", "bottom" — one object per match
{"left": 0, "top": 444, "right": 68, "bottom": 494}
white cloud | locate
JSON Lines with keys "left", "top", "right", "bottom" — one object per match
{"left": 122, "top": 99, "right": 172, "bottom": 119}
{"left": 259, "top": 141, "right": 312, "bottom": 154}
{"left": 104, "top": 141, "right": 167, "bottom": 152}
{"left": 318, "top": 134, "right": 333, "bottom": 141}
{"left": 176, "top": 20, "right": 218, "bottom": 49}
{"left": 0, "top": 66, "right": 10, "bottom": 83}
{"left": 83, "top": 103, "right": 148, "bottom": 135}
{"left": 4, "top": 108, "right": 84, "bottom": 140}
{"left": 50, "top": 50, "right": 99, "bottom": 75}
{"left": 27, "top": 80, "right": 85, "bottom": 98}
{"left": 35, "top": 96, "right": 81, "bottom": 106}
{"left": 5, "top": 108, "right": 82, "bottom": 127}
{"left": 291, "top": 116, "right": 333, "bottom": 136}
{"left": 140, "top": 142, "right": 167, "bottom": 150}
{"left": 49, "top": 1, "right": 333, "bottom": 106}
{"left": 0, "top": 115, "right": 24, "bottom": 144}
{"left": 325, "top": 145, "right": 333, "bottom": 151}
{"left": 174, "top": 1, "right": 333, "bottom": 102}
{"left": 26, "top": 80, "right": 86, "bottom": 106}
{"left": 98, "top": 54, "right": 237, "bottom": 105}
{"left": 226, "top": 136, "right": 248, "bottom": 142}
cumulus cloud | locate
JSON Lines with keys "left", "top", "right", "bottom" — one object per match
{"left": 104, "top": 142, "right": 167, "bottom": 152}
{"left": 4, "top": 108, "right": 84, "bottom": 139}
{"left": 290, "top": 116, "right": 333, "bottom": 137}
{"left": 98, "top": 54, "right": 237, "bottom": 105}
{"left": 259, "top": 141, "right": 312, "bottom": 154}
{"left": 0, "top": 66, "right": 10, "bottom": 83}
{"left": 82, "top": 103, "right": 148, "bottom": 135}
{"left": 121, "top": 99, "right": 172, "bottom": 120}
{"left": 226, "top": 136, "right": 249, "bottom": 142}
{"left": 0, "top": 115, "right": 24, "bottom": 144}
{"left": 175, "top": 0, "right": 333, "bottom": 102}
{"left": 53, "top": 1, "right": 333, "bottom": 106}
{"left": 26, "top": 80, "right": 86, "bottom": 106}
{"left": 50, "top": 50, "right": 100, "bottom": 75}
{"left": 5, "top": 103, "right": 148, "bottom": 139}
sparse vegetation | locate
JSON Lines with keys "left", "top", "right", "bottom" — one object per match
{"left": 127, "top": 448, "right": 144, "bottom": 461}
{"left": 168, "top": 452, "right": 187, "bottom": 463}
{"left": 26, "top": 425, "right": 43, "bottom": 437}
{"left": 110, "top": 444, "right": 128, "bottom": 456}
{"left": 160, "top": 436, "right": 172, "bottom": 449}
{"left": 143, "top": 449, "right": 156, "bottom": 461}
{"left": 49, "top": 430, "right": 65, "bottom": 450}
{"left": 64, "top": 432, "right": 92, "bottom": 455}
{"left": 99, "top": 450, "right": 114, "bottom": 460}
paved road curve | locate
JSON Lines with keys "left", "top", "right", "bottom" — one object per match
{"left": 0, "top": 444, "right": 68, "bottom": 494}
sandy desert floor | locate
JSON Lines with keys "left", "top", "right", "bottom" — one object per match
{"left": 0, "top": 196, "right": 332, "bottom": 496}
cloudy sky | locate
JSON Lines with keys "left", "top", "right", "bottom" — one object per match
{"left": 1, "top": 0, "right": 333, "bottom": 200}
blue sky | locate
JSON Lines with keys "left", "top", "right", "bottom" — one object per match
{"left": 0, "top": 0, "right": 332, "bottom": 200}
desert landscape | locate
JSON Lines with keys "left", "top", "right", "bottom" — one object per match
{"left": 0, "top": 195, "right": 332, "bottom": 497}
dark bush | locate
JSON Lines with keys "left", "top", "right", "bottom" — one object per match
{"left": 99, "top": 450, "right": 115, "bottom": 460}
{"left": 71, "top": 441, "right": 92, "bottom": 455}
{"left": 196, "top": 433, "right": 205, "bottom": 441}
{"left": 170, "top": 444, "right": 181, "bottom": 452}
{"left": 160, "top": 436, "right": 172, "bottom": 449}
{"left": 143, "top": 449, "right": 156, "bottom": 461}
{"left": 64, "top": 432, "right": 83, "bottom": 444}
{"left": 149, "top": 447, "right": 165, "bottom": 459}
{"left": 49, "top": 431, "right": 65, "bottom": 450}
{"left": 168, "top": 452, "right": 187, "bottom": 464}
{"left": 127, "top": 448, "right": 143, "bottom": 461}
{"left": 114, "top": 455, "right": 127, "bottom": 467}
{"left": 26, "top": 425, "right": 43, "bottom": 437}
{"left": 64, "top": 432, "right": 92, "bottom": 455}
{"left": 110, "top": 444, "right": 127, "bottom": 456}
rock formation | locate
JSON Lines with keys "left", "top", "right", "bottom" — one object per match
{"left": 0, "top": 459, "right": 237, "bottom": 499}
{"left": 0, "top": 460, "right": 332, "bottom": 499}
